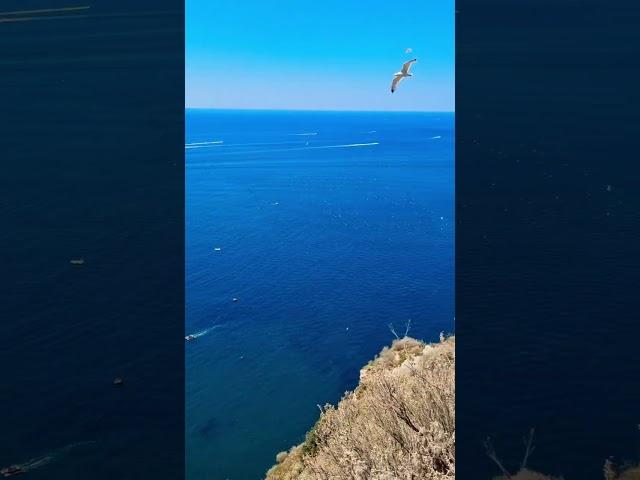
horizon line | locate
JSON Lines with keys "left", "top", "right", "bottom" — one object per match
{"left": 185, "top": 107, "right": 455, "bottom": 114}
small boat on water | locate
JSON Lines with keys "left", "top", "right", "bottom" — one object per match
{"left": 185, "top": 328, "right": 214, "bottom": 341}
{"left": 1, "top": 465, "right": 26, "bottom": 477}
{"left": 70, "top": 258, "right": 85, "bottom": 265}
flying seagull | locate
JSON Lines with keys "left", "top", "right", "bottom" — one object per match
{"left": 391, "top": 58, "right": 417, "bottom": 93}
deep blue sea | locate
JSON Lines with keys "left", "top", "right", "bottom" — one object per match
{"left": 185, "top": 109, "right": 454, "bottom": 480}
{"left": 1, "top": 4, "right": 183, "bottom": 479}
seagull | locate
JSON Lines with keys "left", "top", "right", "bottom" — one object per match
{"left": 390, "top": 58, "right": 417, "bottom": 93}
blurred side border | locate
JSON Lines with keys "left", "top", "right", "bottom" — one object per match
{"left": 456, "top": 0, "right": 640, "bottom": 478}
{"left": 0, "top": 2, "right": 184, "bottom": 479}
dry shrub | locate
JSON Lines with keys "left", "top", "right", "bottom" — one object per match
{"left": 265, "top": 445, "right": 312, "bottom": 480}
{"left": 493, "top": 470, "right": 563, "bottom": 480}
{"left": 265, "top": 334, "right": 638, "bottom": 480}
{"left": 266, "top": 335, "right": 455, "bottom": 480}
{"left": 618, "top": 468, "right": 640, "bottom": 480}
{"left": 488, "top": 443, "right": 640, "bottom": 480}
{"left": 604, "top": 460, "right": 640, "bottom": 480}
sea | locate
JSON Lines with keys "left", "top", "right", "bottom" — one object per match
{"left": 185, "top": 109, "right": 455, "bottom": 480}
{"left": 1, "top": 4, "right": 184, "bottom": 479}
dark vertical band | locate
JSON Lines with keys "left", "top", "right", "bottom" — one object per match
{"left": 456, "top": 1, "right": 640, "bottom": 478}
{"left": 0, "top": 2, "right": 185, "bottom": 478}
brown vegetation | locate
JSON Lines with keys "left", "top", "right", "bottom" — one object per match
{"left": 603, "top": 460, "right": 640, "bottom": 480}
{"left": 489, "top": 463, "right": 640, "bottom": 480}
{"left": 487, "top": 438, "right": 640, "bottom": 480}
{"left": 266, "top": 335, "right": 455, "bottom": 480}
{"left": 265, "top": 333, "right": 636, "bottom": 480}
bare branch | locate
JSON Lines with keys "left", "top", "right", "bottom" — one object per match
{"left": 404, "top": 318, "right": 412, "bottom": 337}
{"left": 603, "top": 458, "right": 616, "bottom": 480}
{"left": 520, "top": 427, "right": 535, "bottom": 470}
{"left": 484, "top": 437, "right": 511, "bottom": 479}
{"left": 388, "top": 323, "right": 400, "bottom": 340}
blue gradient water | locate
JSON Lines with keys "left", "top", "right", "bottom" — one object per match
{"left": 186, "top": 110, "right": 454, "bottom": 480}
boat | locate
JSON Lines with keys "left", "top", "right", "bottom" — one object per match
{"left": 185, "top": 335, "right": 196, "bottom": 341}
{"left": 113, "top": 377, "right": 124, "bottom": 386}
{"left": 1, "top": 465, "right": 25, "bottom": 477}
{"left": 70, "top": 258, "right": 85, "bottom": 265}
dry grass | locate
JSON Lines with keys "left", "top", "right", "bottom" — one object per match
{"left": 266, "top": 335, "right": 455, "bottom": 480}
{"left": 493, "top": 469, "right": 564, "bottom": 480}
{"left": 605, "top": 460, "right": 640, "bottom": 480}
{"left": 488, "top": 450, "right": 640, "bottom": 480}
{"left": 616, "top": 468, "right": 640, "bottom": 480}
{"left": 265, "top": 333, "right": 636, "bottom": 480}
{"left": 490, "top": 464, "right": 640, "bottom": 480}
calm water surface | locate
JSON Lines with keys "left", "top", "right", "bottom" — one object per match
{"left": 186, "top": 109, "right": 454, "bottom": 480}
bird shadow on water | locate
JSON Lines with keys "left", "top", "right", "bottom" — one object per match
{"left": 196, "top": 417, "right": 220, "bottom": 439}
{"left": 196, "top": 416, "right": 239, "bottom": 440}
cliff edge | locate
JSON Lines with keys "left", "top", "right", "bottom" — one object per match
{"left": 265, "top": 335, "right": 455, "bottom": 480}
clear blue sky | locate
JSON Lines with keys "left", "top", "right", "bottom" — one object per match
{"left": 186, "top": 0, "right": 454, "bottom": 111}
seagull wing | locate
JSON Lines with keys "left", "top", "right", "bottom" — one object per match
{"left": 391, "top": 75, "right": 404, "bottom": 93}
{"left": 401, "top": 58, "right": 417, "bottom": 74}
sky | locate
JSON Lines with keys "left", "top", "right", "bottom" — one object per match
{"left": 186, "top": 0, "right": 454, "bottom": 111}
